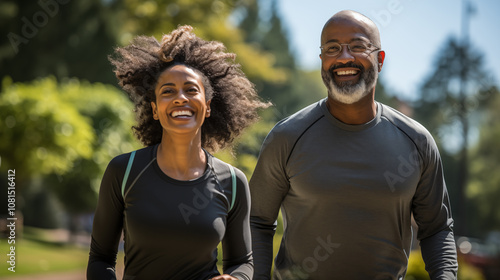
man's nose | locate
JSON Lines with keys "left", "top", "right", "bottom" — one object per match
{"left": 336, "top": 46, "right": 355, "bottom": 64}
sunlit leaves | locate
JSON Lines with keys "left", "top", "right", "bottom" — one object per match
{"left": 0, "top": 77, "right": 94, "bottom": 175}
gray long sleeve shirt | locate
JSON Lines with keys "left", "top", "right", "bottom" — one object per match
{"left": 250, "top": 99, "right": 457, "bottom": 279}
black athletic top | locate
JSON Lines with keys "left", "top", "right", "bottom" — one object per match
{"left": 87, "top": 145, "right": 253, "bottom": 280}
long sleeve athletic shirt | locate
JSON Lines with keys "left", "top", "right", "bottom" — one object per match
{"left": 87, "top": 145, "right": 253, "bottom": 280}
{"left": 250, "top": 99, "right": 457, "bottom": 280}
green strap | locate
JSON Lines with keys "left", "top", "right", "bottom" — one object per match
{"left": 229, "top": 165, "right": 236, "bottom": 211}
{"left": 122, "top": 151, "right": 136, "bottom": 197}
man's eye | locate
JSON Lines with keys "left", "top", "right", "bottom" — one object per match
{"left": 350, "top": 44, "right": 367, "bottom": 52}
{"left": 327, "top": 46, "right": 340, "bottom": 52}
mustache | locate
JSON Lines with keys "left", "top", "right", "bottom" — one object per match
{"left": 329, "top": 62, "right": 364, "bottom": 72}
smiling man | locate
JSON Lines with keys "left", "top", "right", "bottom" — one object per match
{"left": 250, "top": 10, "right": 458, "bottom": 279}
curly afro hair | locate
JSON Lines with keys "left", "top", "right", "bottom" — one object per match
{"left": 109, "top": 25, "right": 270, "bottom": 152}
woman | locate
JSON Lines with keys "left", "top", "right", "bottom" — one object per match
{"left": 87, "top": 25, "right": 269, "bottom": 280}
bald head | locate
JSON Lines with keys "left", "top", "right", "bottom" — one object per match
{"left": 321, "top": 10, "right": 381, "bottom": 48}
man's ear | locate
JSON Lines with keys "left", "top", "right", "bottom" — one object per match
{"left": 151, "top": 101, "right": 159, "bottom": 120}
{"left": 377, "top": 51, "right": 386, "bottom": 72}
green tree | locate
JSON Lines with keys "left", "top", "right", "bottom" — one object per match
{"left": 46, "top": 78, "right": 139, "bottom": 216}
{"left": 0, "top": 0, "right": 120, "bottom": 84}
{"left": 237, "top": 0, "right": 300, "bottom": 116}
{"left": 0, "top": 77, "right": 95, "bottom": 178}
{"left": 0, "top": 77, "right": 139, "bottom": 229}
{"left": 468, "top": 86, "right": 500, "bottom": 233}
{"left": 116, "top": 0, "right": 285, "bottom": 85}
{"left": 414, "top": 36, "right": 497, "bottom": 236}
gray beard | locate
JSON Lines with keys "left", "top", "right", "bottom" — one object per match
{"left": 321, "top": 63, "right": 378, "bottom": 104}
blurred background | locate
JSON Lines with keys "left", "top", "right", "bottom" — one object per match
{"left": 0, "top": 0, "right": 499, "bottom": 279}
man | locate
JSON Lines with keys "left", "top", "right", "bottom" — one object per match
{"left": 249, "top": 10, "right": 458, "bottom": 279}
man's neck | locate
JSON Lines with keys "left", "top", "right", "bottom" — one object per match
{"left": 325, "top": 93, "right": 377, "bottom": 125}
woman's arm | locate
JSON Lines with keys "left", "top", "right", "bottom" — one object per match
{"left": 221, "top": 167, "right": 253, "bottom": 280}
{"left": 87, "top": 155, "right": 128, "bottom": 280}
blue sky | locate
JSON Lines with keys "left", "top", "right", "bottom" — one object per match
{"left": 275, "top": 0, "right": 500, "bottom": 101}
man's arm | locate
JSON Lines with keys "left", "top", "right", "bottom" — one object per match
{"left": 412, "top": 134, "right": 458, "bottom": 279}
{"left": 420, "top": 230, "right": 458, "bottom": 279}
{"left": 250, "top": 128, "right": 291, "bottom": 280}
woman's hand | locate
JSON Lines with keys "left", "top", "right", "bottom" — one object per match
{"left": 210, "top": 274, "right": 239, "bottom": 280}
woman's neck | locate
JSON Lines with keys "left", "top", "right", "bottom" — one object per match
{"left": 156, "top": 134, "right": 207, "bottom": 181}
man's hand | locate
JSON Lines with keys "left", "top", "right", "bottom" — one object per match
{"left": 210, "top": 274, "right": 239, "bottom": 280}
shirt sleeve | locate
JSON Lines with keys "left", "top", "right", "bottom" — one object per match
{"left": 222, "top": 167, "right": 254, "bottom": 280}
{"left": 87, "top": 155, "right": 127, "bottom": 280}
{"left": 249, "top": 128, "right": 291, "bottom": 280}
{"left": 412, "top": 134, "right": 458, "bottom": 279}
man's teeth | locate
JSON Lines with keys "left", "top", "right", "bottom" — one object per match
{"left": 171, "top": 110, "right": 193, "bottom": 117}
{"left": 336, "top": 70, "right": 358, "bottom": 76}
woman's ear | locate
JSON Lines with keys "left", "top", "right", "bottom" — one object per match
{"left": 205, "top": 99, "right": 212, "bottom": 118}
{"left": 151, "top": 101, "right": 159, "bottom": 120}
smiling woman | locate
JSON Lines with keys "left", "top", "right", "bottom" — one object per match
{"left": 109, "top": 25, "right": 269, "bottom": 151}
{"left": 87, "top": 25, "right": 269, "bottom": 280}
{"left": 151, "top": 65, "right": 211, "bottom": 142}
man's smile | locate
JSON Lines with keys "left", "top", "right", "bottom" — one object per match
{"left": 333, "top": 67, "right": 361, "bottom": 82}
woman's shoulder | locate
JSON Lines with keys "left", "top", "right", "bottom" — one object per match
{"left": 209, "top": 156, "right": 246, "bottom": 181}
{"left": 107, "top": 145, "right": 156, "bottom": 170}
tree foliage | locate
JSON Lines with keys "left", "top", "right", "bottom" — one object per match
{"left": 0, "top": 77, "right": 139, "bottom": 221}
{"left": 0, "top": 0, "right": 120, "bottom": 84}
{"left": 414, "top": 36, "right": 499, "bottom": 236}
{"left": 116, "top": 0, "right": 285, "bottom": 84}
{"left": 468, "top": 86, "right": 500, "bottom": 232}
{"left": 46, "top": 78, "right": 140, "bottom": 214}
{"left": 414, "top": 37, "right": 494, "bottom": 152}
{"left": 0, "top": 77, "right": 95, "bottom": 177}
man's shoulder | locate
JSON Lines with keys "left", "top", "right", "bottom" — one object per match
{"left": 259, "top": 100, "right": 325, "bottom": 152}
{"left": 272, "top": 99, "right": 325, "bottom": 135}
{"left": 379, "top": 102, "right": 435, "bottom": 146}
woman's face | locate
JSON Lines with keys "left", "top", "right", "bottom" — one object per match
{"left": 151, "top": 64, "right": 211, "bottom": 137}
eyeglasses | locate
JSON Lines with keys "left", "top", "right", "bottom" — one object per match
{"left": 320, "top": 41, "right": 380, "bottom": 57}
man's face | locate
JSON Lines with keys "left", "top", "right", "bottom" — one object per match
{"left": 321, "top": 58, "right": 378, "bottom": 105}
{"left": 320, "top": 18, "right": 383, "bottom": 104}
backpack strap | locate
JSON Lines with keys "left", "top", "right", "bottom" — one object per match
{"left": 210, "top": 157, "right": 237, "bottom": 212}
{"left": 229, "top": 165, "right": 236, "bottom": 211}
{"left": 121, "top": 151, "right": 136, "bottom": 197}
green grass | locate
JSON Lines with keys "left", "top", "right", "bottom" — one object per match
{"left": 0, "top": 238, "right": 89, "bottom": 277}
